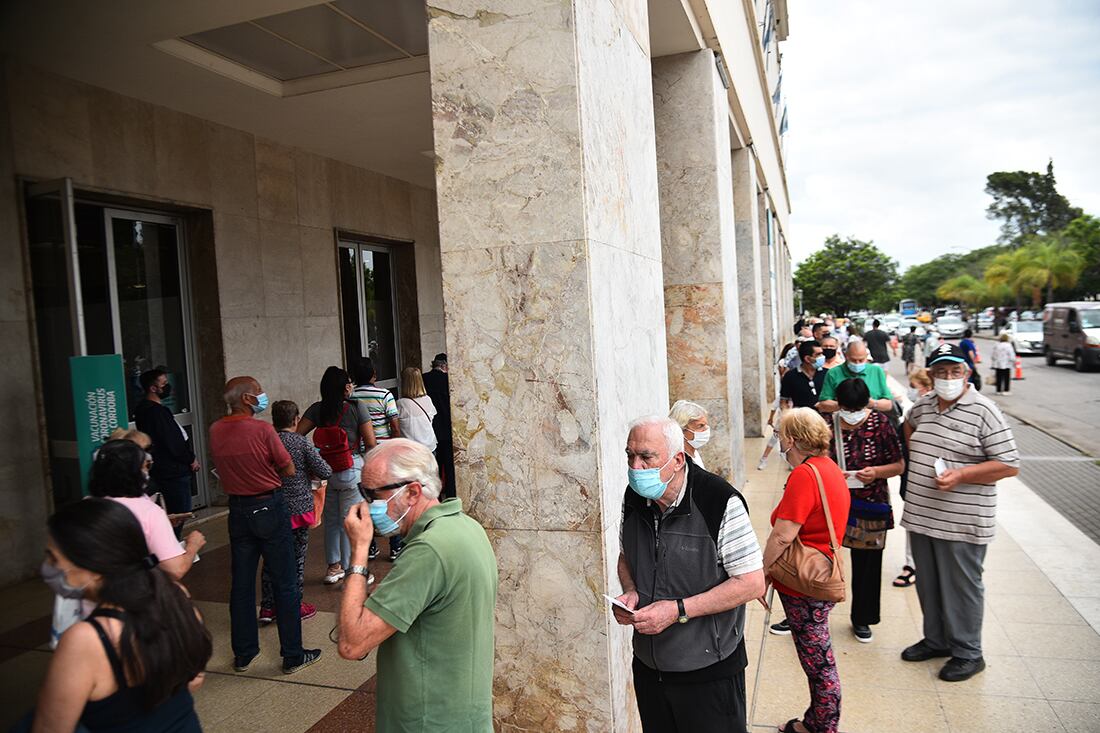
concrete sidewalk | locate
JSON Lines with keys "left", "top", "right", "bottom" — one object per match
{"left": 1, "top": 433, "right": 1098, "bottom": 732}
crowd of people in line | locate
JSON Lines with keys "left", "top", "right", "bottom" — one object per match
{"left": 24, "top": 311, "right": 1023, "bottom": 733}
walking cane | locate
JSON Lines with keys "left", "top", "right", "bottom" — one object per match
{"left": 749, "top": 585, "right": 776, "bottom": 727}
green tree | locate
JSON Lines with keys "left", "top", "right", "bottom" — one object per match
{"left": 983, "top": 238, "right": 1083, "bottom": 308}
{"left": 937, "top": 274, "right": 987, "bottom": 309}
{"left": 1063, "top": 215, "right": 1100, "bottom": 299}
{"left": 794, "top": 235, "right": 898, "bottom": 316}
{"left": 896, "top": 244, "right": 1007, "bottom": 307}
{"left": 985, "top": 161, "right": 1082, "bottom": 247}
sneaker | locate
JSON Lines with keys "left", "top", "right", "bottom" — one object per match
{"left": 389, "top": 545, "right": 403, "bottom": 562}
{"left": 299, "top": 602, "right": 317, "bottom": 621}
{"left": 233, "top": 654, "right": 256, "bottom": 673}
{"left": 757, "top": 457, "right": 768, "bottom": 471}
{"left": 323, "top": 565, "right": 345, "bottom": 584}
{"left": 853, "top": 624, "right": 873, "bottom": 643}
{"left": 769, "top": 619, "right": 791, "bottom": 636}
{"left": 901, "top": 640, "right": 952, "bottom": 662}
{"left": 939, "top": 656, "right": 986, "bottom": 682}
{"left": 283, "top": 648, "right": 322, "bottom": 674}
{"left": 368, "top": 542, "right": 380, "bottom": 560}
{"left": 258, "top": 607, "right": 275, "bottom": 625}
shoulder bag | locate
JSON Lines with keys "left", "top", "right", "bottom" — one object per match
{"left": 766, "top": 461, "right": 847, "bottom": 603}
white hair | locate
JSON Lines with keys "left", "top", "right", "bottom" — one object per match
{"left": 668, "top": 400, "right": 707, "bottom": 429}
{"left": 627, "top": 415, "right": 683, "bottom": 459}
{"left": 367, "top": 438, "right": 442, "bottom": 499}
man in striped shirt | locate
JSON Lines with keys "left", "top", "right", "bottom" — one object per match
{"left": 614, "top": 416, "right": 764, "bottom": 732}
{"left": 900, "top": 343, "right": 1019, "bottom": 682}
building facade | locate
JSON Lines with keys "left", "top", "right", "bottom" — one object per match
{"left": 0, "top": 0, "right": 793, "bottom": 728}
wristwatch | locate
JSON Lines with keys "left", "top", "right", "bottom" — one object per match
{"left": 676, "top": 599, "right": 689, "bottom": 624}
{"left": 347, "top": 565, "right": 374, "bottom": 583}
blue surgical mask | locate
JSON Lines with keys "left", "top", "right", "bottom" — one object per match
{"left": 249, "top": 392, "right": 269, "bottom": 414}
{"left": 814, "top": 355, "right": 825, "bottom": 369}
{"left": 627, "top": 454, "right": 677, "bottom": 501}
{"left": 848, "top": 362, "right": 867, "bottom": 374}
{"left": 370, "top": 485, "right": 412, "bottom": 537}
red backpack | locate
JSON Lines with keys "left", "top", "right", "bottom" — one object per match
{"left": 313, "top": 402, "right": 354, "bottom": 471}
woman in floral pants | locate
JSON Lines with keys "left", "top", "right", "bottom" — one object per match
{"left": 765, "top": 408, "right": 849, "bottom": 733}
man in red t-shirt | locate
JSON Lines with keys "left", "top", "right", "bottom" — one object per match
{"left": 209, "top": 376, "right": 321, "bottom": 675}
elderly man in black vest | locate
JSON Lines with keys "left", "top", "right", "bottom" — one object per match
{"left": 613, "top": 415, "right": 765, "bottom": 732}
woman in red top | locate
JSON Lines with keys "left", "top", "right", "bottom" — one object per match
{"left": 763, "top": 407, "right": 850, "bottom": 733}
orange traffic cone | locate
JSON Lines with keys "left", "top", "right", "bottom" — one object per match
{"left": 1013, "top": 356, "right": 1024, "bottom": 380}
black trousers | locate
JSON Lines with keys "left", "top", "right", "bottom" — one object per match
{"left": 632, "top": 657, "right": 747, "bottom": 733}
{"left": 850, "top": 547, "right": 884, "bottom": 626}
{"left": 995, "top": 368, "right": 1011, "bottom": 393}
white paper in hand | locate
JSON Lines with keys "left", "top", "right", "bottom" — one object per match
{"left": 934, "top": 457, "right": 948, "bottom": 477}
{"left": 603, "top": 594, "right": 635, "bottom": 615}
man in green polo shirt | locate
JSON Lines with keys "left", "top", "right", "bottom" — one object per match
{"left": 817, "top": 339, "right": 894, "bottom": 413}
{"left": 338, "top": 439, "right": 497, "bottom": 732}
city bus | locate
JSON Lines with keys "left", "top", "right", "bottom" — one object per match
{"left": 899, "top": 298, "right": 918, "bottom": 317}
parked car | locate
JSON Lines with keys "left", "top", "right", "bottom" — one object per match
{"left": 1006, "top": 320, "right": 1044, "bottom": 356}
{"left": 1043, "top": 302, "right": 1100, "bottom": 371}
{"left": 976, "top": 312, "right": 994, "bottom": 330}
{"left": 917, "top": 311, "right": 933, "bottom": 324}
{"left": 936, "top": 315, "right": 967, "bottom": 338}
{"left": 881, "top": 315, "right": 902, "bottom": 334}
{"left": 898, "top": 318, "right": 926, "bottom": 337}
{"left": 1020, "top": 310, "right": 1038, "bottom": 321}
{"left": 933, "top": 307, "right": 949, "bottom": 321}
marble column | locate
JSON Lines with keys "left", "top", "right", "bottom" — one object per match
{"left": 653, "top": 50, "right": 745, "bottom": 487}
{"left": 428, "top": 0, "right": 664, "bottom": 730}
{"left": 733, "top": 148, "right": 767, "bottom": 437}
{"left": 758, "top": 196, "right": 778, "bottom": 404}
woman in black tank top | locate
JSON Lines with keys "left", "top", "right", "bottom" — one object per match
{"left": 26, "top": 499, "right": 212, "bottom": 732}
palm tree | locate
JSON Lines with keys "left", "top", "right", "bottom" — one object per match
{"left": 1022, "top": 235, "right": 1084, "bottom": 304}
{"left": 984, "top": 248, "right": 1031, "bottom": 312}
{"left": 937, "top": 274, "right": 985, "bottom": 309}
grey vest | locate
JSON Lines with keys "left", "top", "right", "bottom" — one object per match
{"left": 621, "top": 461, "right": 746, "bottom": 673}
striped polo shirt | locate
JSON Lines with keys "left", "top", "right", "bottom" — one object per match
{"left": 900, "top": 387, "right": 1019, "bottom": 544}
{"left": 350, "top": 384, "right": 399, "bottom": 439}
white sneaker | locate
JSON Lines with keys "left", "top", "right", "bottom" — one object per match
{"left": 757, "top": 458, "right": 768, "bottom": 471}
{"left": 323, "top": 565, "right": 345, "bottom": 584}
{"left": 1003, "top": 391, "right": 1011, "bottom": 396}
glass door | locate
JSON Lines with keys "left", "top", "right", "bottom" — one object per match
{"left": 338, "top": 240, "right": 401, "bottom": 390}
{"left": 104, "top": 209, "right": 207, "bottom": 507}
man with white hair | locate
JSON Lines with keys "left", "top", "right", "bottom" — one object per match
{"left": 613, "top": 416, "right": 764, "bottom": 732}
{"left": 338, "top": 439, "right": 497, "bottom": 731}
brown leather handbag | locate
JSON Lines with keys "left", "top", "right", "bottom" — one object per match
{"left": 766, "top": 462, "right": 847, "bottom": 603}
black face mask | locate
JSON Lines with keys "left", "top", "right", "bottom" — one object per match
{"left": 158, "top": 383, "right": 172, "bottom": 399}
{"left": 822, "top": 348, "right": 837, "bottom": 360}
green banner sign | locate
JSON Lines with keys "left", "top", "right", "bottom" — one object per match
{"left": 70, "top": 354, "right": 129, "bottom": 495}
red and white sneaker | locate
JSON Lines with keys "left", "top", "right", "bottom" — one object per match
{"left": 299, "top": 602, "right": 317, "bottom": 621}
{"left": 258, "top": 607, "right": 275, "bottom": 625}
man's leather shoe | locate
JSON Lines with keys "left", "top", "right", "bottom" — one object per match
{"left": 939, "top": 656, "right": 986, "bottom": 682}
{"left": 901, "top": 640, "right": 952, "bottom": 662}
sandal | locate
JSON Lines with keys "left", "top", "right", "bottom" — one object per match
{"left": 893, "top": 565, "right": 916, "bottom": 587}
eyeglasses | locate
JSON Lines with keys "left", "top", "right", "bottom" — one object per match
{"left": 358, "top": 480, "right": 412, "bottom": 502}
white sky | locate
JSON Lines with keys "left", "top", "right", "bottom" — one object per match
{"left": 781, "top": 0, "right": 1100, "bottom": 271}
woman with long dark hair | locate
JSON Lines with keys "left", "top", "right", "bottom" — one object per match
{"left": 31, "top": 498, "right": 212, "bottom": 732}
{"left": 296, "top": 366, "right": 375, "bottom": 584}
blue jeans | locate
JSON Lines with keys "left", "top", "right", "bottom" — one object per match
{"left": 228, "top": 491, "right": 302, "bottom": 661}
{"left": 323, "top": 456, "right": 365, "bottom": 569}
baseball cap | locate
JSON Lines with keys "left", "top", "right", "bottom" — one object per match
{"left": 927, "top": 343, "right": 967, "bottom": 366}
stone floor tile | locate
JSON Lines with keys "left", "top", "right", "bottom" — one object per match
{"left": 829, "top": 613, "right": 921, "bottom": 653}
{"left": 983, "top": 568, "right": 1060, "bottom": 597}
{"left": 976, "top": 616, "right": 1020, "bottom": 657}
{"left": 208, "top": 681, "right": 351, "bottom": 733}
{"left": 1002, "top": 621, "right": 1100, "bottom": 660}
{"left": 930, "top": 654, "right": 1042, "bottom": 698}
{"left": 841, "top": 686, "right": 949, "bottom": 732}
{"left": 1024, "top": 658, "right": 1100, "bottom": 703}
{"left": 306, "top": 690, "right": 377, "bottom": 732}
{"left": 834, "top": 648, "right": 938, "bottom": 691}
{"left": 1065, "top": 596, "right": 1100, "bottom": 635}
{"left": 0, "top": 649, "right": 52, "bottom": 730}
{"left": 987, "top": 593, "right": 1088, "bottom": 626}
{"left": 938, "top": 692, "right": 1065, "bottom": 733}
{"left": 1050, "top": 700, "right": 1100, "bottom": 733}
{"left": 192, "top": 672, "right": 272, "bottom": 727}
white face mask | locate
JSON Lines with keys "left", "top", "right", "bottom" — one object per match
{"left": 934, "top": 377, "right": 966, "bottom": 402}
{"left": 686, "top": 428, "right": 711, "bottom": 449}
{"left": 907, "top": 387, "right": 919, "bottom": 402}
{"left": 838, "top": 409, "right": 869, "bottom": 426}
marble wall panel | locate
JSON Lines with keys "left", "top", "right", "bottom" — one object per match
{"left": 305, "top": 316, "right": 343, "bottom": 406}
{"left": 5, "top": 63, "right": 93, "bottom": 182}
{"left": 88, "top": 87, "right": 156, "bottom": 194}
{"left": 733, "top": 148, "right": 766, "bottom": 437}
{"left": 213, "top": 214, "right": 264, "bottom": 319}
{"left": 209, "top": 124, "right": 258, "bottom": 218}
{"left": 410, "top": 187, "right": 446, "bottom": 366}
{"left": 663, "top": 283, "right": 728, "bottom": 400}
{"left": 218, "top": 316, "right": 272, "bottom": 392}
{"left": 441, "top": 241, "right": 599, "bottom": 532}
{"left": 427, "top": 0, "right": 586, "bottom": 252}
{"left": 575, "top": 0, "right": 661, "bottom": 259}
{"left": 382, "top": 175, "right": 414, "bottom": 242}
{"left": 256, "top": 138, "right": 298, "bottom": 225}
{"left": 259, "top": 220, "right": 304, "bottom": 318}
{"left": 153, "top": 106, "right": 212, "bottom": 206}
{"left": 490, "top": 527, "right": 613, "bottom": 732}
{"left": 294, "top": 150, "right": 331, "bottom": 229}
{"left": 299, "top": 226, "right": 338, "bottom": 318}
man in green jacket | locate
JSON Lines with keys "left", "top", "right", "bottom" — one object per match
{"left": 817, "top": 340, "right": 894, "bottom": 413}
